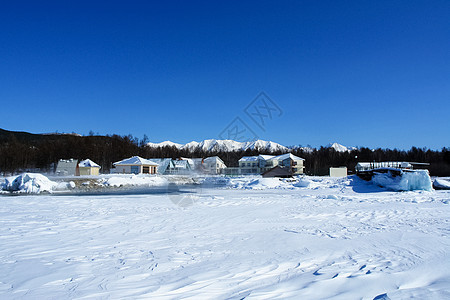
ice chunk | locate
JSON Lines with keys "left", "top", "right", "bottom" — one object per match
{"left": 372, "top": 170, "right": 432, "bottom": 191}
{"left": 2, "top": 173, "right": 57, "bottom": 194}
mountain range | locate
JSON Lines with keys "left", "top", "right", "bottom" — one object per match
{"left": 147, "top": 139, "right": 356, "bottom": 153}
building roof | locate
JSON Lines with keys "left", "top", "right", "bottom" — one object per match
{"left": 239, "top": 156, "right": 259, "bottom": 162}
{"left": 55, "top": 159, "right": 78, "bottom": 175}
{"left": 173, "top": 160, "right": 190, "bottom": 169}
{"left": 203, "top": 156, "right": 225, "bottom": 164}
{"left": 270, "top": 153, "right": 305, "bottom": 161}
{"left": 78, "top": 159, "right": 101, "bottom": 168}
{"left": 113, "top": 156, "right": 159, "bottom": 166}
{"left": 148, "top": 158, "right": 174, "bottom": 174}
{"left": 259, "top": 155, "right": 275, "bottom": 160}
{"left": 239, "top": 154, "right": 276, "bottom": 162}
{"left": 180, "top": 157, "right": 195, "bottom": 166}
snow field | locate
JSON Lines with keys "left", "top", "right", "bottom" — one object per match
{"left": 0, "top": 179, "right": 449, "bottom": 299}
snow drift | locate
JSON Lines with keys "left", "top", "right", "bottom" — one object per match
{"left": 433, "top": 178, "right": 450, "bottom": 190}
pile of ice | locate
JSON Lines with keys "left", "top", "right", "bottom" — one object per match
{"left": 372, "top": 169, "right": 433, "bottom": 191}
{"left": 200, "top": 176, "right": 313, "bottom": 190}
{"left": 103, "top": 174, "right": 169, "bottom": 187}
{"left": 1, "top": 173, "right": 58, "bottom": 194}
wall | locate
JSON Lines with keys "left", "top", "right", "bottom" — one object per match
{"left": 330, "top": 167, "right": 348, "bottom": 177}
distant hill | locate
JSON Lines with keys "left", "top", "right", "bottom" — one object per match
{"left": 0, "top": 128, "right": 80, "bottom": 142}
{"left": 0, "top": 128, "right": 48, "bottom": 142}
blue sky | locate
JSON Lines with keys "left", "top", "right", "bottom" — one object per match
{"left": 1, "top": 1, "right": 449, "bottom": 149}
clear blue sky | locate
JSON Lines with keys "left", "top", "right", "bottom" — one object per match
{"left": 1, "top": 0, "right": 449, "bottom": 149}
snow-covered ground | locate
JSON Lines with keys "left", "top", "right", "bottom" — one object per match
{"left": 0, "top": 176, "right": 449, "bottom": 299}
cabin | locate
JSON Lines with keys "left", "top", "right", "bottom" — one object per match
{"left": 112, "top": 156, "right": 158, "bottom": 174}
{"left": 55, "top": 159, "right": 78, "bottom": 176}
{"left": 78, "top": 159, "right": 101, "bottom": 176}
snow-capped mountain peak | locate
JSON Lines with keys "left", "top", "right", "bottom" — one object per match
{"left": 146, "top": 139, "right": 357, "bottom": 153}
{"left": 327, "top": 142, "right": 357, "bottom": 152}
{"left": 147, "top": 139, "right": 288, "bottom": 153}
{"left": 146, "top": 141, "right": 183, "bottom": 149}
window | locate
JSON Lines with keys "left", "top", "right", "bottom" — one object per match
{"left": 131, "top": 166, "right": 139, "bottom": 174}
{"left": 143, "top": 166, "right": 150, "bottom": 174}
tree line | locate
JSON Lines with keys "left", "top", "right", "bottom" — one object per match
{"left": 1, "top": 129, "right": 449, "bottom": 176}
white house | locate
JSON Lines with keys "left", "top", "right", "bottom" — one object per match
{"left": 238, "top": 155, "right": 275, "bottom": 174}
{"left": 202, "top": 156, "right": 227, "bottom": 175}
{"left": 112, "top": 156, "right": 158, "bottom": 174}
{"left": 236, "top": 153, "right": 305, "bottom": 175}
{"left": 178, "top": 157, "right": 226, "bottom": 174}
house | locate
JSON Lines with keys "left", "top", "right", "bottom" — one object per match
{"left": 150, "top": 158, "right": 175, "bottom": 175}
{"left": 112, "top": 156, "right": 158, "bottom": 174}
{"left": 177, "top": 157, "right": 226, "bottom": 175}
{"left": 172, "top": 159, "right": 192, "bottom": 174}
{"left": 262, "top": 166, "right": 293, "bottom": 178}
{"left": 149, "top": 158, "right": 193, "bottom": 175}
{"left": 238, "top": 155, "right": 275, "bottom": 174}
{"left": 329, "top": 167, "right": 347, "bottom": 177}
{"left": 78, "top": 159, "right": 101, "bottom": 176}
{"left": 236, "top": 154, "right": 305, "bottom": 175}
{"left": 267, "top": 153, "right": 305, "bottom": 175}
{"left": 55, "top": 159, "right": 78, "bottom": 176}
{"left": 187, "top": 158, "right": 205, "bottom": 172}
{"left": 201, "top": 156, "right": 227, "bottom": 175}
